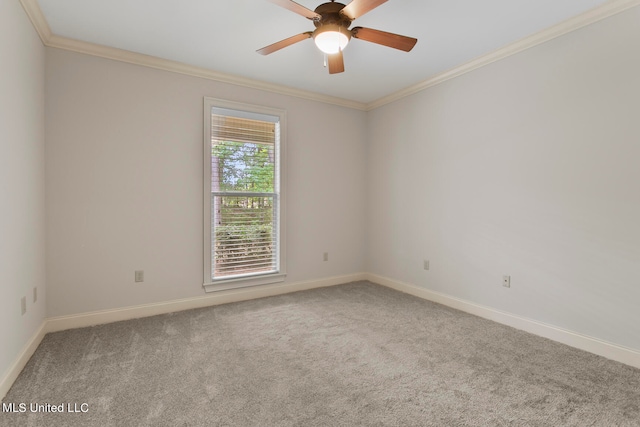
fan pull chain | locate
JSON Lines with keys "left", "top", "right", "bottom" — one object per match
{"left": 323, "top": 53, "right": 327, "bottom": 68}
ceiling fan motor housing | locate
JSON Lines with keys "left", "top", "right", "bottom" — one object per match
{"left": 313, "top": 2, "right": 352, "bottom": 30}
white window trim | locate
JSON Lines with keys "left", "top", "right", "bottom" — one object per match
{"left": 203, "top": 97, "right": 287, "bottom": 293}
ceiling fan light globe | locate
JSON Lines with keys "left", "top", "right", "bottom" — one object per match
{"left": 313, "top": 25, "right": 350, "bottom": 54}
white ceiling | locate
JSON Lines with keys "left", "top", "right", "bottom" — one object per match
{"left": 36, "top": 0, "right": 612, "bottom": 104}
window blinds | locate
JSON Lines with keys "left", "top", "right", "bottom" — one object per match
{"left": 210, "top": 112, "right": 279, "bottom": 279}
{"left": 210, "top": 115, "right": 275, "bottom": 145}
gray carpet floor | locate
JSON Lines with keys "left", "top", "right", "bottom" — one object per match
{"left": 2, "top": 281, "right": 640, "bottom": 426}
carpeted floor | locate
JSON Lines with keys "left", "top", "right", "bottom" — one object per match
{"left": 2, "top": 281, "right": 640, "bottom": 426}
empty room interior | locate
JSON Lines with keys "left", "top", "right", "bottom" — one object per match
{"left": 2, "top": 0, "right": 640, "bottom": 425}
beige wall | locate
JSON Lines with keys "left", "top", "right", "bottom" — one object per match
{"left": 0, "top": 1, "right": 46, "bottom": 382}
{"left": 45, "top": 48, "right": 367, "bottom": 317}
{"left": 366, "top": 7, "right": 640, "bottom": 350}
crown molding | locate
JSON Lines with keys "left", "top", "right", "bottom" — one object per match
{"left": 18, "top": 0, "right": 366, "bottom": 111}
{"left": 46, "top": 35, "right": 368, "bottom": 111}
{"left": 20, "top": 0, "right": 640, "bottom": 112}
{"left": 19, "top": 0, "right": 51, "bottom": 42}
{"left": 366, "top": 0, "right": 640, "bottom": 110}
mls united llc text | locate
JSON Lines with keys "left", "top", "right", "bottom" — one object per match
{"left": 3, "top": 402, "right": 89, "bottom": 413}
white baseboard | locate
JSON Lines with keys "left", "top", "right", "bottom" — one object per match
{"left": 47, "top": 273, "right": 366, "bottom": 333}
{"left": 366, "top": 273, "right": 640, "bottom": 370}
{"left": 0, "top": 321, "right": 47, "bottom": 400}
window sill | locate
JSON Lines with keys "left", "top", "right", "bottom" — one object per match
{"left": 203, "top": 273, "right": 286, "bottom": 293}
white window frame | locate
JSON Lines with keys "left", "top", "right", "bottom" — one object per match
{"left": 203, "top": 98, "right": 286, "bottom": 292}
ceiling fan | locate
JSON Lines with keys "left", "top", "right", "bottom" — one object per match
{"left": 257, "top": 0, "right": 418, "bottom": 74}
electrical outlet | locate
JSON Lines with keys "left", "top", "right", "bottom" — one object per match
{"left": 33, "top": 287, "right": 37, "bottom": 303}
{"left": 503, "top": 275, "right": 511, "bottom": 288}
{"left": 135, "top": 270, "right": 144, "bottom": 283}
{"left": 21, "top": 297, "right": 26, "bottom": 315}
{"left": 323, "top": 252, "right": 329, "bottom": 262}
{"left": 423, "top": 260, "right": 430, "bottom": 270}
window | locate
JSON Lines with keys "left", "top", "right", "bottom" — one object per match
{"left": 203, "top": 98, "right": 286, "bottom": 292}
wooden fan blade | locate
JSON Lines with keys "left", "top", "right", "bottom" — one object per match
{"left": 257, "top": 32, "right": 313, "bottom": 55}
{"left": 340, "top": 0, "right": 387, "bottom": 20}
{"left": 351, "top": 27, "right": 417, "bottom": 52}
{"left": 266, "top": 0, "right": 320, "bottom": 20}
{"left": 328, "top": 51, "right": 345, "bottom": 74}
